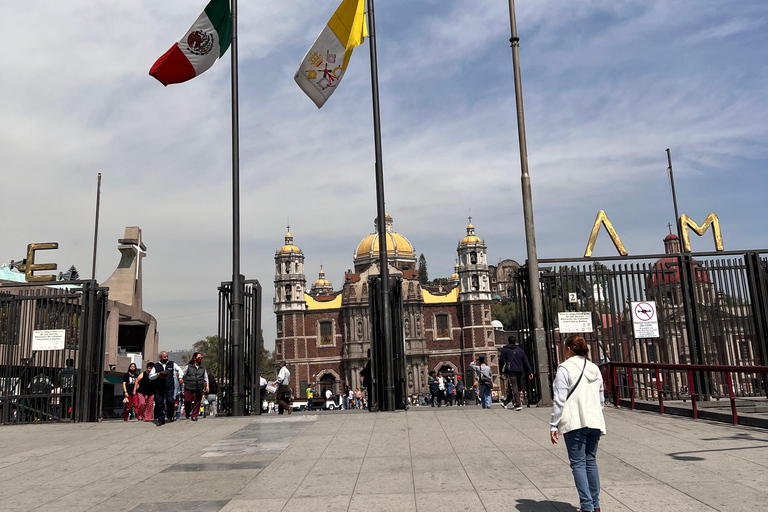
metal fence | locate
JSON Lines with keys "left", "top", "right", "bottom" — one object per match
{"left": 603, "top": 361, "right": 768, "bottom": 425}
{"left": 0, "top": 281, "right": 108, "bottom": 424}
{"left": 217, "top": 279, "right": 262, "bottom": 415}
{"left": 507, "top": 250, "right": 768, "bottom": 400}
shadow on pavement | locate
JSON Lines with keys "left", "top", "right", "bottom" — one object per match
{"left": 515, "top": 499, "right": 579, "bottom": 511}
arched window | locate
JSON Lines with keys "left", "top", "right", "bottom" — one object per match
{"left": 285, "top": 262, "right": 291, "bottom": 274}
{"left": 285, "top": 284, "right": 292, "bottom": 301}
{"left": 471, "top": 274, "right": 479, "bottom": 291}
{"left": 470, "top": 251, "right": 477, "bottom": 264}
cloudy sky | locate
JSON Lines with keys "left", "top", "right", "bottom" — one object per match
{"left": 3, "top": 0, "right": 767, "bottom": 352}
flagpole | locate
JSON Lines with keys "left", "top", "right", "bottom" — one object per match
{"left": 507, "top": 0, "right": 551, "bottom": 406}
{"left": 366, "top": 0, "right": 395, "bottom": 411}
{"left": 229, "top": 0, "right": 245, "bottom": 416}
{"left": 91, "top": 173, "right": 102, "bottom": 280}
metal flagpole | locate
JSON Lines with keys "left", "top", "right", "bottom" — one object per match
{"left": 366, "top": 0, "right": 395, "bottom": 411}
{"left": 666, "top": 148, "right": 683, "bottom": 244}
{"left": 507, "top": 0, "right": 551, "bottom": 406}
{"left": 230, "top": 0, "right": 245, "bottom": 416}
{"left": 91, "top": 173, "right": 102, "bottom": 280}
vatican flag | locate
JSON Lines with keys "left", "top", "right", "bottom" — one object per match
{"left": 295, "top": 0, "right": 368, "bottom": 108}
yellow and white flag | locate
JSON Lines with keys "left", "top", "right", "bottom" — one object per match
{"left": 295, "top": 0, "right": 368, "bottom": 108}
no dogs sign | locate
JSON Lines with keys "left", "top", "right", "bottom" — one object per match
{"left": 631, "top": 301, "right": 659, "bottom": 338}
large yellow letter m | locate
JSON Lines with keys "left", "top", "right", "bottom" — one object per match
{"left": 679, "top": 213, "right": 724, "bottom": 252}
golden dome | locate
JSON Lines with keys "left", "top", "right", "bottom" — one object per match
{"left": 279, "top": 232, "right": 301, "bottom": 253}
{"left": 460, "top": 218, "right": 482, "bottom": 245}
{"left": 314, "top": 269, "right": 331, "bottom": 287}
{"left": 355, "top": 232, "right": 414, "bottom": 258}
{"left": 354, "top": 214, "right": 415, "bottom": 260}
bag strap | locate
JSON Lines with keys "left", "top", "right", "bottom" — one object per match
{"left": 566, "top": 359, "right": 588, "bottom": 401}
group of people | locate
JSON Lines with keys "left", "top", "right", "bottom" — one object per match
{"left": 122, "top": 351, "right": 217, "bottom": 425}
{"left": 427, "top": 371, "right": 468, "bottom": 406}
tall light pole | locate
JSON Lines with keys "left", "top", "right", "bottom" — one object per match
{"left": 507, "top": 0, "right": 551, "bottom": 405}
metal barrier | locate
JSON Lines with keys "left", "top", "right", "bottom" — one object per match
{"left": 602, "top": 361, "right": 768, "bottom": 425}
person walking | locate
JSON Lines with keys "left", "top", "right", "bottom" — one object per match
{"left": 456, "top": 377, "right": 465, "bottom": 406}
{"left": 470, "top": 355, "right": 493, "bottom": 409}
{"left": 499, "top": 335, "right": 534, "bottom": 411}
{"left": 134, "top": 362, "right": 155, "bottom": 422}
{"left": 149, "top": 351, "right": 184, "bottom": 426}
{"left": 446, "top": 378, "right": 455, "bottom": 406}
{"left": 550, "top": 334, "right": 606, "bottom": 512}
{"left": 183, "top": 352, "right": 209, "bottom": 421}
{"left": 274, "top": 361, "right": 291, "bottom": 415}
{"left": 436, "top": 372, "right": 446, "bottom": 406}
{"left": 428, "top": 371, "right": 439, "bottom": 407}
{"left": 122, "top": 363, "right": 139, "bottom": 421}
{"left": 306, "top": 385, "right": 314, "bottom": 411}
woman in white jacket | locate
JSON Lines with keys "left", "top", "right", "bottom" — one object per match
{"left": 550, "top": 334, "right": 605, "bottom": 512}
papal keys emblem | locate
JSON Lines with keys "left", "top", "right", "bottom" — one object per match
{"left": 187, "top": 30, "right": 214, "bottom": 56}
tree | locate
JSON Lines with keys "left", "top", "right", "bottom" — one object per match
{"left": 418, "top": 253, "right": 428, "bottom": 284}
{"left": 260, "top": 346, "right": 275, "bottom": 380}
{"left": 193, "top": 335, "right": 222, "bottom": 381}
{"left": 491, "top": 300, "right": 523, "bottom": 330}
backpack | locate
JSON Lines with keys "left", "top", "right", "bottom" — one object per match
{"left": 479, "top": 368, "right": 493, "bottom": 388}
{"left": 501, "top": 347, "right": 518, "bottom": 373}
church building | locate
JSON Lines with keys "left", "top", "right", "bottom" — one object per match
{"left": 273, "top": 215, "right": 499, "bottom": 398}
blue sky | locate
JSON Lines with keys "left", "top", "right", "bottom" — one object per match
{"left": 2, "top": 0, "right": 767, "bottom": 351}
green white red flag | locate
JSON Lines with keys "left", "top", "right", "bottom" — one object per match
{"left": 150, "top": 0, "right": 231, "bottom": 86}
{"left": 295, "top": 0, "right": 368, "bottom": 108}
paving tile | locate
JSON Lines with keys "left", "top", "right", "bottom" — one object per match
{"left": 348, "top": 493, "right": 417, "bottom": 512}
{"left": 414, "top": 491, "right": 484, "bottom": 511}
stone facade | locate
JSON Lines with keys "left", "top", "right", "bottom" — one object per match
{"left": 274, "top": 216, "right": 499, "bottom": 398}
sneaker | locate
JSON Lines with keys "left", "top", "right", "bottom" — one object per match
{"left": 500, "top": 403, "right": 507, "bottom": 409}
{"left": 514, "top": 406, "right": 523, "bottom": 411}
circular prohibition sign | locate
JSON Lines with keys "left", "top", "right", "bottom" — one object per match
{"left": 634, "top": 302, "right": 654, "bottom": 322}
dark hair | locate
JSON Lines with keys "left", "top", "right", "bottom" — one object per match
{"left": 429, "top": 370, "right": 435, "bottom": 376}
{"left": 565, "top": 334, "right": 590, "bottom": 357}
{"left": 189, "top": 352, "right": 202, "bottom": 364}
{"left": 507, "top": 335, "right": 517, "bottom": 344}
{"left": 146, "top": 362, "right": 155, "bottom": 369}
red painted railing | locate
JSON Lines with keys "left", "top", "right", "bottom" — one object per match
{"left": 600, "top": 362, "right": 768, "bottom": 425}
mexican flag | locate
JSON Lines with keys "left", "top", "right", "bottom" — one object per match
{"left": 150, "top": 0, "right": 231, "bottom": 86}
{"left": 295, "top": 0, "right": 368, "bottom": 108}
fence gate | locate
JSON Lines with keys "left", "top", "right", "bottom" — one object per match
{"left": 218, "top": 279, "right": 262, "bottom": 415}
{"left": 533, "top": 250, "right": 768, "bottom": 399}
{"left": 0, "top": 281, "right": 108, "bottom": 424}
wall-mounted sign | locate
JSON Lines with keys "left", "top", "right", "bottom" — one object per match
{"left": 558, "top": 312, "right": 593, "bottom": 333}
{"left": 32, "top": 329, "right": 66, "bottom": 351}
{"left": 568, "top": 292, "right": 578, "bottom": 304}
{"left": 631, "top": 301, "right": 659, "bottom": 338}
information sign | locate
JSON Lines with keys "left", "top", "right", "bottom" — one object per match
{"left": 558, "top": 312, "right": 593, "bottom": 333}
{"left": 32, "top": 329, "right": 66, "bottom": 351}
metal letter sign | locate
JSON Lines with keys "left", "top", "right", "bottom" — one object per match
{"left": 631, "top": 301, "right": 659, "bottom": 338}
{"left": 584, "top": 211, "right": 628, "bottom": 258}
{"left": 558, "top": 312, "right": 593, "bottom": 333}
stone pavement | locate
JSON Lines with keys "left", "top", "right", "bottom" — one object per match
{"left": 1, "top": 405, "right": 768, "bottom": 512}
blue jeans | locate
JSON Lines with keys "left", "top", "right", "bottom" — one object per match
{"left": 564, "top": 427, "right": 601, "bottom": 511}
{"left": 479, "top": 385, "right": 492, "bottom": 408}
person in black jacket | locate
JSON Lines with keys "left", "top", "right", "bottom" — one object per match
{"left": 499, "top": 335, "right": 533, "bottom": 410}
{"left": 149, "top": 351, "right": 184, "bottom": 426}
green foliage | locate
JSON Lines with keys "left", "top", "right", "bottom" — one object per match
{"left": 261, "top": 345, "right": 275, "bottom": 380}
{"left": 491, "top": 300, "right": 523, "bottom": 330}
{"left": 418, "top": 253, "right": 428, "bottom": 284}
{"left": 193, "top": 335, "right": 222, "bottom": 381}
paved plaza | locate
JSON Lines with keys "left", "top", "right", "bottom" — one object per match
{"left": 1, "top": 405, "right": 767, "bottom": 512}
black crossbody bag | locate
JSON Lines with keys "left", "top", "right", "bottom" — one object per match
{"left": 566, "top": 359, "right": 588, "bottom": 401}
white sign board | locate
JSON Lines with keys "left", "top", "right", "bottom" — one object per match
{"left": 631, "top": 301, "right": 660, "bottom": 338}
{"left": 558, "top": 312, "right": 593, "bottom": 333}
{"left": 568, "top": 292, "right": 578, "bottom": 304}
{"left": 32, "top": 329, "right": 66, "bottom": 351}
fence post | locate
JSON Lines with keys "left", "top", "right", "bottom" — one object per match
{"left": 687, "top": 370, "right": 698, "bottom": 419}
{"left": 628, "top": 368, "right": 635, "bottom": 410}
{"left": 612, "top": 364, "right": 619, "bottom": 407}
{"left": 726, "top": 372, "right": 738, "bottom": 425}
{"left": 656, "top": 368, "right": 664, "bottom": 415}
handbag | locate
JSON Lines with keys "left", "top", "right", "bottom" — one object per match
{"left": 566, "top": 359, "right": 588, "bottom": 401}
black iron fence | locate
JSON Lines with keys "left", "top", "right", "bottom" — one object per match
{"left": 507, "top": 250, "right": 768, "bottom": 400}
{"left": 0, "top": 281, "right": 108, "bottom": 424}
{"left": 217, "top": 279, "right": 262, "bottom": 415}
